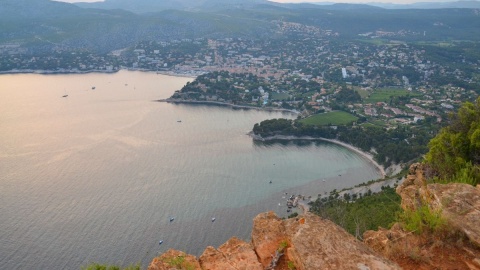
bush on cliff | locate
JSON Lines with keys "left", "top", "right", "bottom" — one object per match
{"left": 310, "top": 186, "right": 401, "bottom": 239}
{"left": 397, "top": 204, "right": 447, "bottom": 235}
{"left": 82, "top": 263, "right": 140, "bottom": 270}
{"left": 425, "top": 97, "right": 480, "bottom": 186}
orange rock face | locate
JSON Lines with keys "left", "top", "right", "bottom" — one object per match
{"left": 364, "top": 163, "right": 480, "bottom": 270}
{"left": 199, "top": 237, "right": 262, "bottom": 270}
{"left": 283, "top": 212, "right": 400, "bottom": 270}
{"left": 149, "top": 211, "right": 399, "bottom": 270}
{"left": 148, "top": 249, "right": 201, "bottom": 270}
{"left": 250, "top": 211, "right": 287, "bottom": 267}
{"left": 149, "top": 163, "right": 480, "bottom": 270}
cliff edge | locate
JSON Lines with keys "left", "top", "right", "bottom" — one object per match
{"left": 364, "top": 163, "right": 480, "bottom": 269}
{"left": 148, "top": 212, "right": 399, "bottom": 270}
{"left": 148, "top": 163, "right": 480, "bottom": 270}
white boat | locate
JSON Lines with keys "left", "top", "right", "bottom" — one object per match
{"left": 211, "top": 217, "right": 216, "bottom": 222}
{"left": 159, "top": 240, "right": 163, "bottom": 245}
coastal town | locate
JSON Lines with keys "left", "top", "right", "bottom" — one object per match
{"left": 4, "top": 30, "right": 477, "bottom": 128}
{"left": 2, "top": 22, "right": 479, "bottom": 171}
{"left": 147, "top": 35, "right": 478, "bottom": 126}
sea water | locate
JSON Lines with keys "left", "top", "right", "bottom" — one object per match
{"left": 0, "top": 70, "right": 380, "bottom": 269}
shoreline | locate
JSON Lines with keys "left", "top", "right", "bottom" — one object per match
{"left": 250, "top": 133, "right": 386, "bottom": 178}
{"left": 0, "top": 69, "right": 118, "bottom": 75}
{"left": 157, "top": 98, "right": 300, "bottom": 115}
{"left": 0, "top": 68, "right": 199, "bottom": 78}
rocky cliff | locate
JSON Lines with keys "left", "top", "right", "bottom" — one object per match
{"left": 148, "top": 211, "right": 399, "bottom": 270}
{"left": 364, "top": 163, "right": 480, "bottom": 269}
{"left": 148, "top": 163, "right": 480, "bottom": 270}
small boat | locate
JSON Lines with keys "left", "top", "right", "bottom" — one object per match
{"left": 269, "top": 181, "right": 272, "bottom": 184}
{"left": 159, "top": 240, "right": 163, "bottom": 245}
{"left": 177, "top": 120, "right": 182, "bottom": 123}
{"left": 169, "top": 217, "right": 175, "bottom": 222}
{"left": 91, "top": 86, "right": 96, "bottom": 90}
{"left": 211, "top": 217, "right": 216, "bottom": 222}
{"left": 62, "top": 94, "right": 68, "bottom": 98}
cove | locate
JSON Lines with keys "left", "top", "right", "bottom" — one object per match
{"left": 0, "top": 70, "right": 381, "bottom": 269}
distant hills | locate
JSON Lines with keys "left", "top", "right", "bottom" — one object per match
{"left": 367, "top": 0, "right": 480, "bottom": 9}
{"left": 75, "top": 0, "right": 480, "bottom": 13}
{"left": 75, "top": 0, "right": 269, "bottom": 13}
{"left": 2, "top": 0, "right": 480, "bottom": 53}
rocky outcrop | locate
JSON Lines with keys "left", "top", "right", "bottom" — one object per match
{"left": 149, "top": 211, "right": 399, "bottom": 270}
{"left": 199, "top": 237, "right": 263, "bottom": 270}
{"left": 395, "top": 163, "right": 480, "bottom": 246}
{"left": 148, "top": 249, "right": 201, "bottom": 270}
{"left": 149, "top": 163, "right": 480, "bottom": 270}
{"left": 251, "top": 211, "right": 287, "bottom": 267}
{"left": 282, "top": 212, "right": 400, "bottom": 270}
{"left": 364, "top": 163, "right": 480, "bottom": 269}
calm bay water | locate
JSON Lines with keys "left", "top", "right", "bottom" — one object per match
{"left": 0, "top": 70, "right": 380, "bottom": 269}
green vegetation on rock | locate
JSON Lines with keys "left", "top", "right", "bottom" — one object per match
{"left": 310, "top": 186, "right": 402, "bottom": 239}
{"left": 425, "top": 97, "right": 480, "bottom": 186}
{"left": 397, "top": 205, "right": 446, "bottom": 235}
{"left": 81, "top": 263, "right": 141, "bottom": 270}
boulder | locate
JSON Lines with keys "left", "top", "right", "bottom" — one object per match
{"left": 199, "top": 237, "right": 262, "bottom": 270}
{"left": 284, "top": 212, "right": 401, "bottom": 270}
{"left": 147, "top": 249, "right": 201, "bottom": 270}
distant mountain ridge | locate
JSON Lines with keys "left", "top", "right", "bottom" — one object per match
{"left": 74, "top": 0, "right": 480, "bottom": 13}
{"left": 344, "top": 0, "right": 480, "bottom": 9}
{"left": 2, "top": 0, "right": 480, "bottom": 54}
{"left": 75, "top": 0, "right": 269, "bottom": 13}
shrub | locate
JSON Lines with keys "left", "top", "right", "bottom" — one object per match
{"left": 163, "top": 255, "right": 195, "bottom": 270}
{"left": 398, "top": 205, "right": 446, "bottom": 235}
{"left": 82, "top": 263, "right": 140, "bottom": 270}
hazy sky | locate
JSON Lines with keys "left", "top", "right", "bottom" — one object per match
{"left": 59, "top": 0, "right": 103, "bottom": 2}
{"left": 58, "top": 0, "right": 457, "bottom": 4}
{"left": 272, "top": 0, "right": 454, "bottom": 2}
